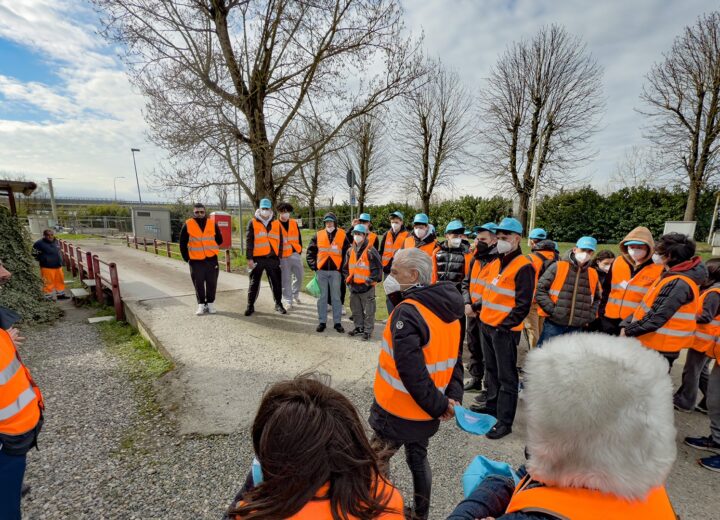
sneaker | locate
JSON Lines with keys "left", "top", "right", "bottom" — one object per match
{"left": 206, "top": 303, "right": 217, "bottom": 314}
{"left": 244, "top": 306, "right": 255, "bottom": 317}
{"left": 284, "top": 301, "right": 293, "bottom": 310}
{"left": 334, "top": 324, "right": 345, "bottom": 333}
{"left": 362, "top": 332, "right": 371, "bottom": 341}
{"left": 684, "top": 435, "right": 720, "bottom": 453}
{"left": 195, "top": 304, "right": 206, "bottom": 316}
{"left": 316, "top": 323, "right": 327, "bottom": 333}
{"left": 486, "top": 423, "right": 512, "bottom": 440}
{"left": 696, "top": 398, "right": 708, "bottom": 414}
{"left": 471, "top": 390, "right": 488, "bottom": 408}
{"left": 469, "top": 403, "right": 495, "bottom": 416}
{"left": 294, "top": 296, "right": 301, "bottom": 304}
{"left": 275, "top": 304, "right": 287, "bottom": 315}
{"left": 463, "top": 377, "right": 483, "bottom": 392}
{"left": 699, "top": 454, "right": 720, "bottom": 472}
{"left": 674, "top": 403, "right": 693, "bottom": 413}
{"left": 341, "top": 308, "right": 347, "bottom": 316}
{"left": 348, "top": 327, "right": 363, "bottom": 337}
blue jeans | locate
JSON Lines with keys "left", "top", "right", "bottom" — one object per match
{"left": 0, "top": 451, "right": 27, "bottom": 520}
{"left": 537, "top": 320, "right": 581, "bottom": 347}
{"left": 316, "top": 270, "right": 342, "bottom": 325}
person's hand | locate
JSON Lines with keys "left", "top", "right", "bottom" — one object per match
{"left": 440, "top": 399, "right": 459, "bottom": 421}
{"left": 464, "top": 304, "right": 474, "bottom": 317}
{"left": 8, "top": 327, "right": 24, "bottom": 347}
{"left": 620, "top": 328, "right": 626, "bottom": 337}
{"left": 247, "top": 259, "right": 255, "bottom": 270}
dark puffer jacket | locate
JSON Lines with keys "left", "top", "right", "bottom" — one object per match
{"left": 434, "top": 240, "right": 471, "bottom": 288}
{"left": 536, "top": 253, "right": 602, "bottom": 328}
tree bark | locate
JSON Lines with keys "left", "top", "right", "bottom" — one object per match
{"left": 517, "top": 190, "right": 530, "bottom": 231}
{"left": 684, "top": 177, "right": 700, "bottom": 221}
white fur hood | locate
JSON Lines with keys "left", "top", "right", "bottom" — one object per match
{"left": 523, "top": 333, "right": 677, "bottom": 500}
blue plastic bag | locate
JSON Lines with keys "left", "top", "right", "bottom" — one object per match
{"left": 454, "top": 405, "right": 496, "bottom": 436}
{"left": 462, "top": 455, "right": 520, "bottom": 497}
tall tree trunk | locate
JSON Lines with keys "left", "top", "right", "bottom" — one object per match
{"left": 422, "top": 193, "right": 431, "bottom": 215}
{"left": 517, "top": 190, "right": 530, "bottom": 232}
{"left": 684, "top": 176, "right": 700, "bottom": 221}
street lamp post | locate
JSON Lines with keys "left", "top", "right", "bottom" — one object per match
{"left": 131, "top": 148, "right": 142, "bottom": 203}
{"left": 113, "top": 176, "right": 126, "bottom": 201}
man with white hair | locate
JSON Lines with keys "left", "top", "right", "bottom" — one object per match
{"left": 447, "top": 333, "right": 678, "bottom": 519}
{"left": 369, "top": 248, "right": 465, "bottom": 520}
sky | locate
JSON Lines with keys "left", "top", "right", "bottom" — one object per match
{"left": 0, "top": 0, "right": 715, "bottom": 203}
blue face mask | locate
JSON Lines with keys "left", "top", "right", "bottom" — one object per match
{"left": 251, "top": 457, "right": 263, "bottom": 486}
{"left": 454, "top": 405, "right": 496, "bottom": 435}
{"left": 462, "top": 455, "right": 520, "bottom": 497}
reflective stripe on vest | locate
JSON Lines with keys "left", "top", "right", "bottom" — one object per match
{"left": 506, "top": 476, "right": 677, "bottom": 520}
{"left": 693, "top": 287, "right": 720, "bottom": 355}
{"left": 604, "top": 256, "right": 633, "bottom": 319}
{"left": 402, "top": 236, "right": 437, "bottom": 257}
{"left": 0, "top": 329, "right": 42, "bottom": 436}
{"left": 186, "top": 218, "right": 219, "bottom": 260}
{"left": 317, "top": 229, "right": 346, "bottom": 270}
{"left": 279, "top": 219, "right": 301, "bottom": 258}
{"left": 469, "top": 259, "right": 492, "bottom": 305}
{"left": 631, "top": 274, "right": 700, "bottom": 352}
{"left": 374, "top": 300, "right": 460, "bottom": 421}
{"left": 382, "top": 230, "right": 409, "bottom": 266}
{"left": 479, "top": 255, "right": 533, "bottom": 331}
{"left": 538, "top": 261, "right": 598, "bottom": 318}
{"left": 346, "top": 246, "right": 376, "bottom": 286}
{"left": 252, "top": 219, "right": 281, "bottom": 257}
{"left": 613, "top": 263, "right": 665, "bottom": 320}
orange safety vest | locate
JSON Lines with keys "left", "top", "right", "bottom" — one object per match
{"left": 694, "top": 287, "right": 720, "bottom": 355}
{"left": 251, "top": 218, "right": 281, "bottom": 257}
{"left": 480, "top": 255, "right": 533, "bottom": 331}
{"left": 316, "top": 228, "right": 347, "bottom": 270}
{"left": 537, "top": 261, "right": 599, "bottom": 318}
{"left": 506, "top": 477, "right": 676, "bottom": 520}
{"left": 0, "top": 328, "right": 43, "bottom": 436}
{"left": 468, "top": 258, "right": 494, "bottom": 308}
{"left": 280, "top": 219, "right": 302, "bottom": 258}
{"left": 374, "top": 300, "right": 460, "bottom": 421}
{"left": 631, "top": 274, "right": 700, "bottom": 353}
{"left": 346, "top": 246, "right": 376, "bottom": 286}
{"left": 604, "top": 256, "right": 633, "bottom": 319}
{"left": 186, "top": 217, "right": 219, "bottom": 260}
{"left": 368, "top": 231, "right": 378, "bottom": 248}
{"left": 382, "top": 230, "right": 409, "bottom": 267}
{"left": 527, "top": 251, "right": 556, "bottom": 301}
{"left": 402, "top": 236, "right": 437, "bottom": 257}
{"left": 606, "top": 263, "right": 665, "bottom": 320}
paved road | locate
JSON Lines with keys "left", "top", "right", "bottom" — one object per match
{"left": 72, "top": 238, "right": 720, "bottom": 519}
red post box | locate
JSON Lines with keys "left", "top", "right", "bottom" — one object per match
{"left": 210, "top": 211, "right": 233, "bottom": 249}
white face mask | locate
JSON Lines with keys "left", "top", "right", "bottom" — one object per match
{"left": 448, "top": 237, "right": 462, "bottom": 248}
{"left": 353, "top": 234, "right": 364, "bottom": 244}
{"left": 628, "top": 247, "right": 646, "bottom": 261}
{"left": 496, "top": 239, "right": 513, "bottom": 254}
{"left": 391, "top": 222, "right": 401, "bottom": 232}
{"left": 279, "top": 212, "right": 290, "bottom": 221}
{"left": 652, "top": 253, "right": 665, "bottom": 265}
{"left": 575, "top": 252, "right": 590, "bottom": 264}
{"left": 414, "top": 227, "right": 427, "bottom": 239}
{"left": 260, "top": 209, "right": 271, "bottom": 218}
{"left": 599, "top": 264, "right": 611, "bottom": 273}
{"left": 383, "top": 275, "right": 402, "bottom": 295}
{"left": 325, "top": 225, "right": 335, "bottom": 233}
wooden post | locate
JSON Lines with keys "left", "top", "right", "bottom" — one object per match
{"left": 68, "top": 245, "right": 77, "bottom": 277}
{"left": 109, "top": 262, "right": 124, "bottom": 321}
{"left": 166, "top": 242, "right": 171, "bottom": 258}
{"left": 142, "top": 237, "right": 147, "bottom": 251}
{"left": 85, "top": 250, "right": 94, "bottom": 279}
{"left": 93, "top": 255, "right": 103, "bottom": 301}
{"left": 134, "top": 236, "right": 138, "bottom": 249}
{"left": 153, "top": 239, "right": 158, "bottom": 255}
{"left": 225, "top": 249, "right": 231, "bottom": 272}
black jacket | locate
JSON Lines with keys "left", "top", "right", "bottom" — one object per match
{"left": 486, "top": 247, "right": 536, "bottom": 330}
{"left": 379, "top": 227, "right": 408, "bottom": 274}
{"left": 179, "top": 218, "right": 223, "bottom": 262}
{"left": 462, "top": 245, "right": 499, "bottom": 309}
{"left": 369, "top": 282, "right": 464, "bottom": 442}
{"left": 32, "top": 238, "right": 63, "bottom": 268}
{"left": 622, "top": 257, "right": 707, "bottom": 355}
{"left": 306, "top": 228, "right": 351, "bottom": 271}
{"left": 341, "top": 240, "right": 383, "bottom": 294}
{"left": 245, "top": 213, "right": 284, "bottom": 261}
{"left": 536, "top": 253, "right": 602, "bottom": 328}
{"left": 434, "top": 240, "right": 471, "bottom": 289}
{"left": 698, "top": 283, "right": 720, "bottom": 324}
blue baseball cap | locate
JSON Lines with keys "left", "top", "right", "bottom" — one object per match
{"left": 353, "top": 224, "right": 368, "bottom": 234}
{"left": 496, "top": 217, "right": 523, "bottom": 235}
{"left": 358, "top": 213, "right": 371, "bottom": 222}
{"left": 390, "top": 211, "right": 404, "bottom": 220}
{"left": 576, "top": 236, "right": 598, "bottom": 251}
{"left": 623, "top": 240, "right": 647, "bottom": 246}
{"left": 259, "top": 198, "right": 272, "bottom": 209}
{"left": 445, "top": 219, "right": 465, "bottom": 234}
{"left": 529, "top": 228, "right": 547, "bottom": 240}
{"left": 413, "top": 213, "right": 429, "bottom": 225}
{"left": 474, "top": 222, "right": 497, "bottom": 234}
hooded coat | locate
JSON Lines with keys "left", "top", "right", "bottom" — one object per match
{"left": 369, "top": 282, "right": 464, "bottom": 442}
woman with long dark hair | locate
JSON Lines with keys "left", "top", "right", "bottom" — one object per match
{"left": 226, "top": 376, "right": 404, "bottom": 520}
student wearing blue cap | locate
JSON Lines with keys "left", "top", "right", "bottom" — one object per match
{"left": 432, "top": 220, "right": 472, "bottom": 289}
{"left": 245, "top": 198, "right": 286, "bottom": 316}
{"left": 472, "top": 218, "right": 535, "bottom": 439}
{"left": 351, "top": 213, "right": 379, "bottom": 250}
{"left": 342, "top": 224, "right": 383, "bottom": 340}
{"left": 535, "top": 236, "right": 602, "bottom": 346}
{"left": 401, "top": 214, "right": 438, "bottom": 257}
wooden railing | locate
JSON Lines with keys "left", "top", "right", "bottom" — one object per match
{"left": 126, "top": 235, "right": 233, "bottom": 272}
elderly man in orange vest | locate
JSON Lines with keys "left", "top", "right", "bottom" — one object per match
{"left": 180, "top": 203, "right": 223, "bottom": 315}
{"left": 245, "top": 198, "right": 285, "bottom": 316}
{"left": 0, "top": 260, "right": 44, "bottom": 520}
{"left": 369, "top": 247, "right": 464, "bottom": 520}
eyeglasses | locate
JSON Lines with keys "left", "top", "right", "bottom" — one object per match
{"left": 194, "top": 211, "right": 206, "bottom": 215}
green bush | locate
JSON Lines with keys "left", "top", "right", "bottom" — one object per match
{"left": 0, "top": 207, "right": 61, "bottom": 324}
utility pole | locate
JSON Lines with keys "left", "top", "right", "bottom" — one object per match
{"left": 131, "top": 148, "right": 142, "bottom": 203}
{"left": 113, "top": 176, "right": 126, "bottom": 201}
{"left": 527, "top": 149, "right": 542, "bottom": 240}
{"left": 47, "top": 177, "right": 58, "bottom": 224}
{"left": 707, "top": 191, "right": 720, "bottom": 244}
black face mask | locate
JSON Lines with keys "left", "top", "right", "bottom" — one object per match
{"left": 474, "top": 241, "right": 490, "bottom": 257}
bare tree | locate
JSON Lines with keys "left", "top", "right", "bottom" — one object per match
{"left": 396, "top": 59, "right": 475, "bottom": 215}
{"left": 479, "top": 24, "right": 603, "bottom": 230}
{"left": 640, "top": 12, "right": 720, "bottom": 220}
{"left": 339, "top": 113, "right": 388, "bottom": 212}
{"left": 97, "top": 0, "right": 424, "bottom": 207}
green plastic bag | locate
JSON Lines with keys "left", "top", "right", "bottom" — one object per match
{"left": 305, "top": 275, "right": 321, "bottom": 298}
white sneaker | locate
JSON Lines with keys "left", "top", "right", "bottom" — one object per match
{"left": 206, "top": 303, "right": 217, "bottom": 314}
{"left": 284, "top": 301, "right": 293, "bottom": 310}
{"left": 195, "top": 304, "right": 206, "bottom": 315}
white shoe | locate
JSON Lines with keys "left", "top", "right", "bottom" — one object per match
{"left": 341, "top": 308, "right": 347, "bottom": 316}
{"left": 206, "top": 303, "right": 217, "bottom": 314}
{"left": 284, "top": 301, "right": 293, "bottom": 310}
{"left": 195, "top": 304, "right": 206, "bottom": 315}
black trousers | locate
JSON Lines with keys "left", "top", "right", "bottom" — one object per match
{"left": 248, "top": 257, "right": 282, "bottom": 307}
{"left": 600, "top": 316, "right": 621, "bottom": 336}
{"left": 371, "top": 434, "right": 431, "bottom": 520}
{"left": 466, "top": 316, "right": 484, "bottom": 380}
{"left": 189, "top": 257, "right": 219, "bottom": 304}
{"left": 481, "top": 323, "right": 520, "bottom": 427}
